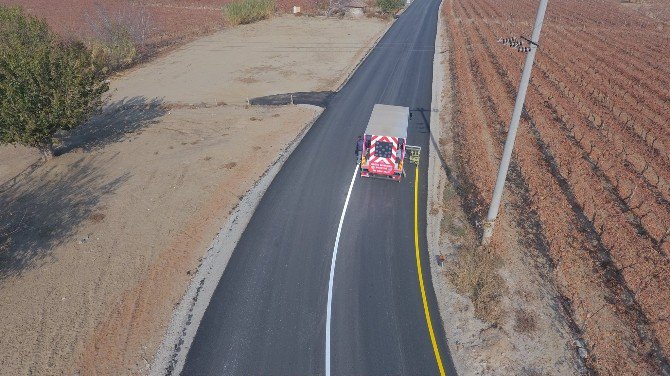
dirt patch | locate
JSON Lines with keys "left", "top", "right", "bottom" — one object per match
{"left": 622, "top": 0, "right": 670, "bottom": 24}
{"left": 513, "top": 308, "right": 538, "bottom": 334}
{"left": 89, "top": 212, "right": 106, "bottom": 224}
{"left": 0, "top": 15, "right": 389, "bottom": 376}
{"left": 109, "top": 15, "right": 389, "bottom": 105}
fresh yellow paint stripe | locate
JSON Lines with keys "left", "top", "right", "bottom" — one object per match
{"left": 414, "top": 165, "right": 446, "bottom": 376}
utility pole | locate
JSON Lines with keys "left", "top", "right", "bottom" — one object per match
{"left": 481, "top": 0, "right": 549, "bottom": 245}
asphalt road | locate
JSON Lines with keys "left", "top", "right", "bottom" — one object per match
{"left": 182, "top": 0, "right": 456, "bottom": 373}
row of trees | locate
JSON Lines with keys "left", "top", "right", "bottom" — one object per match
{"left": 0, "top": 6, "right": 109, "bottom": 159}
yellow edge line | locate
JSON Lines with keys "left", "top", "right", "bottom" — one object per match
{"left": 414, "top": 165, "right": 446, "bottom": 376}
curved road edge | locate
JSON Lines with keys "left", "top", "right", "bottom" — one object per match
{"left": 149, "top": 105, "right": 322, "bottom": 376}
{"left": 149, "top": 18, "right": 400, "bottom": 376}
{"left": 426, "top": 0, "right": 463, "bottom": 374}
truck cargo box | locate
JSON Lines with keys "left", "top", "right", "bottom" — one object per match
{"left": 364, "top": 104, "right": 409, "bottom": 139}
{"left": 361, "top": 104, "right": 410, "bottom": 181}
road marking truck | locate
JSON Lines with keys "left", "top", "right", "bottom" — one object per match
{"left": 360, "top": 104, "right": 417, "bottom": 181}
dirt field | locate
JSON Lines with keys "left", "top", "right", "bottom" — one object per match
{"left": 1, "top": 0, "right": 225, "bottom": 52}
{"left": 427, "top": 5, "right": 578, "bottom": 375}
{"left": 0, "top": 0, "right": 326, "bottom": 55}
{"left": 109, "top": 15, "right": 388, "bottom": 104}
{"left": 441, "top": 0, "right": 670, "bottom": 374}
{"left": 0, "top": 15, "right": 388, "bottom": 375}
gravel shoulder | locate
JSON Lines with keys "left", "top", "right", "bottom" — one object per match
{"left": 0, "top": 15, "right": 389, "bottom": 376}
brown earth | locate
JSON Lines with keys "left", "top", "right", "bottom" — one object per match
{"left": 439, "top": 0, "right": 670, "bottom": 374}
{"left": 427, "top": 5, "right": 579, "bottom": 375}
{"left": 0, "top": 15, "right": 389, "bottom": 375}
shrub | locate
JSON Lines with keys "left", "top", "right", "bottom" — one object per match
{"left": 89, "top": 28, "right": 137, "bottom": 74}
{"left": 223, "top": 0, "right": 276, "bottom": 26}
{"left": 86, "top": 3, "right": 151, "bottom": 73}
{"left": 0, "top": 5, "right": 109, "bottom": 159}
{"left": 376, "top": 0, "right": 404, "bottom": 13}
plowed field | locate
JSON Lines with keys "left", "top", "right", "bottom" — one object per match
{"left": 443, "top": 0, "right": 670, "bottom": 373}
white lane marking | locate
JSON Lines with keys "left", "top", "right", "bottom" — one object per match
{"left": 325, "top": 164, "right": 359, "bottom": 376}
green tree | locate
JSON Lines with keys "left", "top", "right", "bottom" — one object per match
{"left": 377, "top": 0, "right": 404, "bottom": 13}
{"left": 0, "top": 6, "right": 109, "bottom": 159}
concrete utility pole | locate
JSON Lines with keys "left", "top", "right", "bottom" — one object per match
{"left": 481, "top": 0, "right": 549, "bottom": 245}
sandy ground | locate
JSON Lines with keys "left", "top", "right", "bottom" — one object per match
{"left": 0, "top": 15, "right": 389, "bottom": 375}
{"left": 426, "top": 6, "right": 579, "bottom": 375}
{"left": 110, "top": 15, "right": 388, "bottom": 105}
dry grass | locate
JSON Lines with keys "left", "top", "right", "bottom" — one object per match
{"left": 440, "top": 174, "right": 507, "bottom": 322}
{"left": 448, "top": 245, "right": 507, "bottom": 323}
{"left": 440, "top": 182, "right": 467, "bottom": 237}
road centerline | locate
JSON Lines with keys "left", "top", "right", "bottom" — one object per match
{"left": 325, "top": 164, "right": 359, "bottom": 376}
